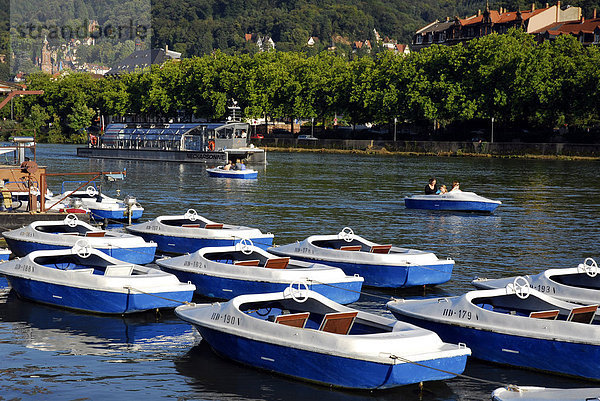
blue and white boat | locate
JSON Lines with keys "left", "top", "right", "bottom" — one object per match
{"left": 156, "top": 240, "right": 364, "bottom": 304}
{"left": 268, "top": 227, "right": 454, "bottom": 288}
{"left": 48, "top": 185, "right": 144, "bottom": 221}
{"left": 175, "top": 289, "right": 471, "bottom": 389}
{"left": 387, "top": 281, "right": 600, "bottom": 380}
{"left": 126, "top": 209, "right": 274, "bottom": 253}
{"left": 207, "top": 166, "right": 258, "bottom": 179}
{"left": 0, "top": 248, "right": 10, "bottom": 261}
{"left": 3, "top": 214, "right": 157, "bottom": 264}
{"left": 0, "top": 247, "right": 195, "bottom": 314}
{"left": 492, "top": 385, "right": 600, "bottom": 401}
{"left": 404, "top": 191, "right": 501, "bottom": 213}
{"left": 473, "top": 258, "right": 600, "bottom": 306}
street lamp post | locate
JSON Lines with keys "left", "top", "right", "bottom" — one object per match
{"left": 394, "top": 117, "right": 397, "bottom": 142}
{"left": 311, "top": 117, "right": 314, "bottom": 137}
{"left": 491, "top": 117, "right": 494, "bottom": 143}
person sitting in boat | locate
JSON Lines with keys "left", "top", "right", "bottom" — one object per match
{"left": 424, "top": 178, "right": 438, "bottom": 195}
{"left": 236, "top": 162, "right": 246, "bottom": 170}
{"left": 437, "top": 185, "right": 447, "bottom": 194}
{"left": 450, "top": 181, "right": 461, "bottom": 192}
{"left": 223, "top": 161, "right": 233, "bottom": 171}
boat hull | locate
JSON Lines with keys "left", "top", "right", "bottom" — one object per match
{"left": 279, "top": 255, "right": 453, "bottom": 288}
{"left": 404, "top": 198, "right": 500, "bottom": 213}
{"left": 392, "top": 314, "right": 600, "bottom": 381}
{"left": 195, "top": 325, "right": 468, "bottom": 389}
{"left": 133, "top": 232, "right": 274, "bottom": 253}
{"left": 4, "top": 237, "right": 156, "bottom": 265}
{"left": 89, "top": 208, "right": 144, "bottom": 221}
{"left": 5, "top": 275, "right": 193, "bottom": 314}
{"left": 160, "top": 266, "right": 361, "bottom": 304}
{"left": 207, "top": 169, "right": 257, "bottom": 179}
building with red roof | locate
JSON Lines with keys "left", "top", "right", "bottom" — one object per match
{"left": 533, "top": 9, "right": 600, "bottom": 45}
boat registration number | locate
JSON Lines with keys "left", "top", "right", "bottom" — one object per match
{"left": 19, "top": 231, "right": 34, "bottom": 237}
{"left": 14, "top": 263, "right": 35, "bottom": 273}
{"left": 532, "top": 285, "right": 555, "bottom": 294}
{"left": 293, "top": 247, "right": 314, "bottom": 255}
{"left": 210, "top": 312, "right": 240, "bottom": 326}
{"left": 145, "top": 225, "right": 161, "bottom": 231}
{"left": 183, "top": 260, "right": 206, "bottom": 269}
{"left": 442, "top": 308, "right": 477, "bottom": 320}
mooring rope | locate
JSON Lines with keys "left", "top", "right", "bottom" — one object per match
{"left": 123, "top": 285, "right": 193, "bottom": 305}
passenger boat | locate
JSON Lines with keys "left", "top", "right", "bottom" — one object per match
{"left": 77, "top": 121, "right": 266, "bottom": 164}
{"left": 387, "top": 281, "right": 600, "bottom": 380}
{"left": 268, "top": 227, "right": 454, "bottom": 288}
{"left": 472, "top": 258, "right": 600, "bottom": 305}
{"left": 126, "top": 209, "right": 274, "bottom": 253}
{"left": 174, "top": 289, "right": 471, "bottom": 389}
{"left": 404, "top": 191, "right": 501, "bottom": 213}
{"left": 156, "top": 240, "right": 364, "bottom": 304}
{"left": 492, "top": 385, "right": 600, "bottom": 401}
{"left": 206, "top": 165, "right": 258, "bottom": 179}
{"left": 48, "top": 185, "right": 144, "bottom": 221}
{"left": 0, "top": 247, "right": 195, "bottom": 314}
{"left": 3, "top": 214, "right": 157, "bottom": 264}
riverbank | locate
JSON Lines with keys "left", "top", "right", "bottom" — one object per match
{"left": 260, "top": 139, "right": 600, "bottom": 160}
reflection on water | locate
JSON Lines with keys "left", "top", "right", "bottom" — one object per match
{"left": 1, "top": 144, "right": 599, "bottom": 399}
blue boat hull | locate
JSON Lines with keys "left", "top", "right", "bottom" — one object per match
{"left": 134, "top": 233, "right": 273, "bottom": 254}
{"left": 207, "top": 170, "right": 257, "bottom": 179}
{"left": 273, "top": 256, "right": 453, "bottom": 288}
{"left": 160, "top": 267, "right": 361, "bottom": 304}
{"left": 404, "top": 198, "right": 499, "bottom": 213}
{"left": 90, "top": 208, "right": 143, "bottom": 221}
{"left": 393, "top": 314, "right": 600, "bottom": 380}
{"left": 5, "top": 238, "right": 156, "bottom": 265}
{"left": 5, "top": 275, "right": 193, "bottom": 314}
{"left": 195, "top": 326, "right": 468, "bottom": 389}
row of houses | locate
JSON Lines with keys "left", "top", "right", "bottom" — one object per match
{"left": 413, "top": 1, "right": 600, "bottom": 50}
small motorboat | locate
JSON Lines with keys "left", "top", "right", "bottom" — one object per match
{"left": 492, "top": 385, "right": 600, "bottom": 400}
{"left": 206, "top": 165, "right": 258, "bottom": 179}
{"left": 174, "top": 289, "right": 471, "bottom": 389}
{"left": 404, "top": 191, "right": 501, "bottom": 213}
{"left": 268, "top": 227, "right": 454, "bottom": 288}
{"left": 126, "top": 209, "right": 274, "bottom": 253}
{"left": 48, "top": 185, "right": 144, "bottom": 221}
{"left": 473, "top": 258, "right": 600, "bottom": 305}
{"left": 156, "top": 240, "right": 364, "bottom": 304}
{"left": 3, "top": 214, "right": 157, "bottom": 264}
{"left": 387, "top": 280, "right": 600, "bottom": 380}
{"left": 0, "top": 247, "right": 195, "bottom": 314}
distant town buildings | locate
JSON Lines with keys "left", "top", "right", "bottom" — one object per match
{"left": 105, "top": 46, "right": 181, "bottom": 76}
{"left": 412, "top": 1, "right": 599, "bottom": 50}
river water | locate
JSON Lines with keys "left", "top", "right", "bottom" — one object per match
{"left": 1, "top": 144, "right": 599, "bottom": 400}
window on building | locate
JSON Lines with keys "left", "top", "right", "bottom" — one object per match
{"left": 415, "top": 35, "right": 423, "bottom": 44}
{"left": 595, "top": 32, "right": 600, "bottom": 43}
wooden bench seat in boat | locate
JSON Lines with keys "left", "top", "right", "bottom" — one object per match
{"left": 529, "top": 310, "right": 559, "bottom": 320}
{"left": 318, "top": 311, "right": 358, "bottom": 335}
{"left": 104, "top": 265, "right": 134, "bottom": 276}
{"left": 567, "top": 304, "right": 598, "bottom": 324}
{"left": 234, "top": 260, "right": 261, "bottom": 266}
{"left": 60, "top": 232, "right": 80, "bottom": 236}
{"left": 370, "top": 244, "right": 392, "bottom": 254}
{"left": 204, "top": 223, "right": 224, "bottom": 229}
{"left": 85, "top": 231, "right": 106, "bottom": 237}
{"left": 274, "top": 312, "right": 310, "bottom": 328}
{"left": 264, "top": 257, "right": 290, "bottom": 269}
{"left": 71, "top": 268, "right": 94, "bottom": 274}
{"left": 181, "top": 224, "right": 201, "bottom": 228}
{"left": 339, "top": 245, "right": 362, "bottom": 251}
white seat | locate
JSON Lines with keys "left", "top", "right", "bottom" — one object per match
{"left": 104, "top": 265, "right": 134, "bottom": 276}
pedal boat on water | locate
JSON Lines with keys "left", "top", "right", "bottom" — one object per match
{"left": 206, "top": 165, "right": 258, "bottom": 179}
{"left": 473, "top": 258, "right": 600, "bottom": 305}
{"left": 0, "top": 246, "right": 195, "bottom": 314}
{"left": 3, "top": 214, "right": 157, "bottom": 264}
{"left": 126, "top": 209, "right": 274, "bottom": 254}
{"left": 174, "top": 289, "right": 471, "bottom": 389}
{"left": 156, "top": 239, "right": 364, "bottom": 304}
{"left": 268, "top": 227, "right": 454, "bottom": 288}
{"left": 404, "top": 191, "right": 501, "bottom": 213}
{"left": 48, "top": 185, "right": 144, "bottom": 221}
{"left": 387, "top": 279, "right": 600, "bottom": 380}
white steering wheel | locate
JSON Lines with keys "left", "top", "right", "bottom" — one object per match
{"left": 287, "top": 280, "right": 309, "bottom": 303}
{"left": 64, "top": 213, "right": 79, "bottom": 227}
{"left": 579, "top": 258, "right": 598, "bottom": 278}
{"left": 512, "top": 276, "right": 530, "bottom": 299}
{"left": 73, "top": 239, "right": 92, "bottom": 258}
{"left": 184, "top": 209, "right": 198, "bottom": 221}
{"left": 338, "top": 227, "right": 355, "bottom": 243}
{"left": 86, "top": 186, "right": 98, "bottom": 197}
{"left": 238, "top": 238, "right": 254, "bottom": 255}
